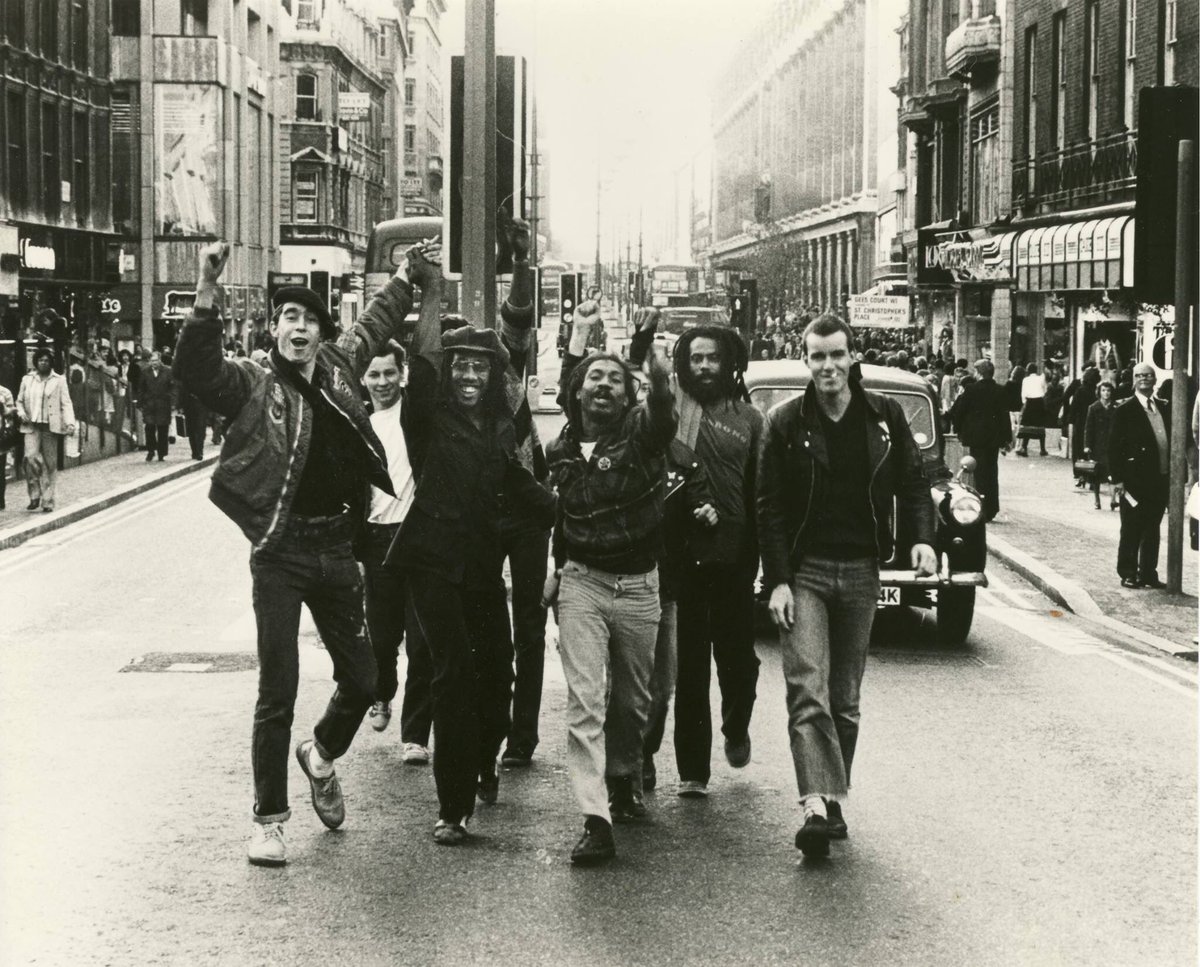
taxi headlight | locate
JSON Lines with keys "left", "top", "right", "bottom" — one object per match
{"left": 949, "top": 492, "right": 983, "bottom": 525}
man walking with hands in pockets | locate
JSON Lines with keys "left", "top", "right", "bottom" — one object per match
{"left": 757, "top": 314, "right": 936, "bottom": 859}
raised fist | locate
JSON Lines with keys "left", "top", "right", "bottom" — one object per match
{"left": 509, "top": 218, "right": 531, "bottom": 261}
{"left": 404, "top": 239, "right": 442, "bottom": 287}
{"left": 632, "top": 307, "right": 661, "bottom": 334}
{"left": 199, "top": 242, "right": 230, "bottom": 284}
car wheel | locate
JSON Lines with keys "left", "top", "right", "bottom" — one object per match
{"left": 935, "top": 587, "right": 975, "bottom": 647}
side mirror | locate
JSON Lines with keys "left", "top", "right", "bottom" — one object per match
{"left": 956, "top": 455, "right": 977, "bottom": 487}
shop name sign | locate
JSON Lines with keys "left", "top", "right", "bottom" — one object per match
{"left": 338, "top": 92, "right": 371, "bottom": 120}
{"left": 934, "top": 231, "right": 1014, "bottom": 283}
{"left": 20, "top": 238, "right": 56, "bottom": 271}
{"left": 849, "top": 295, "right": 910, "bottom": 328}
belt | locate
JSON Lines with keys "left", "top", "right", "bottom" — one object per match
{"left": 280, "top": 511, "right": 354, "bottom": 547}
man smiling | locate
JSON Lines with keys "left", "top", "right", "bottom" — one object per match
{"left": 174, "top": 241, "right": 428, "bottom": 867}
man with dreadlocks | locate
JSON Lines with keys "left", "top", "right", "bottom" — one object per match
{"left": 630, "top": 317, "right": 763, "bottom": 798}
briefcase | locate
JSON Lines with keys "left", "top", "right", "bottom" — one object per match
{"left": 1073, "top": 458, "right": 1096, "bottom": 480}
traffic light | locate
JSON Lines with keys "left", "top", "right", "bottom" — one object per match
{"left": 729, "top": 293, "right": 747, "bottom": 330}
{"left": 560, "top": 272, "right": 578, "bottom": 329}
{"left": 1135, "top": 85, "right": 1199, "bottom": 304}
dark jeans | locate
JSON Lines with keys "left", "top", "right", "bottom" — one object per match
{"left": 501, "top": 523, "right": 550, "bottom": 753}
{"left": 183, "top": 399, "right": 208, "bottom": 458}
{"left": 362, "top": 522, "right": 410, "bottom": 707}
{"left": 674, "top": 563, "right": 760, "bottom": 784}
{"left": 144, "top": 422, "right": 169, "bottom": 458}
{"left": 405, "top": 568, "right": 513, "bottom": 822}
{"left": 1117, "top": 483, "right": 1167, "bottom": 582}
{"left": 249, "top": 517, "right": 376, "bottom": 822}
{"left": 968, "top": 445, "right": 1000, "bottom": 520}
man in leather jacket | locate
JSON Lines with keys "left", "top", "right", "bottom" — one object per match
{"left": 757, "top": 313, "right": 936, "bottom": 859}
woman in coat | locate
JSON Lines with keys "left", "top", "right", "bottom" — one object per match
{"left": 1005, "top": 364, "right": 1025, "bottom": 451}
{"left": 1083, "top": 380, "right": 1116, "bottom": 510}
{"left": 1068, "top": 367, "right": 1101, "bottom": 483}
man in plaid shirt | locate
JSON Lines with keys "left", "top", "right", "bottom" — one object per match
{"left": 542, "top": 311, "right": 676, "bottom": 866}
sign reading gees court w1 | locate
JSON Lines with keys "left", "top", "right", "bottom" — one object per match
{"left": 849, "top": 295, "right": 910, "bottom": 328}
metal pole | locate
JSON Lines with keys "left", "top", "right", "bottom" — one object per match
{"left": 637, "top": 209, "right": 644, "bottom": 307}
{"left": 1166, "top": 139, "right": 1194, "bottom": 593}
{"left": 463, "top": 0, "right": 496, "bottom": 328}
{"left": 594, "top": 180, "right": 602, "bottom": 299}
{"left": 529, "top": 96, "right": 539, "bottom": 266}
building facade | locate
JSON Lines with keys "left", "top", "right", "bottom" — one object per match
{"left": 710, "top": 0, "right": 883, "bottom": 316}
{"left": 375, "top": 5, "right": 409, "bottom": 223}
{"left": 895, "top": 0, "right": 1196, "bottom": 380}
{"left": 278, "top": 0, "right": 401, "bottom": 326}
{"left": 0, "top": 0, "right": 120, "bottom": 383}
{"left": 401, "top": 0, "right": 445, "bottom": 214}
{"left": 106, "top": 0, "right": 281, "bottom": 350}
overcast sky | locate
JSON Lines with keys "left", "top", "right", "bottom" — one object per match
{"left": 443, "top": 0, "right": 779, "bottom": 261}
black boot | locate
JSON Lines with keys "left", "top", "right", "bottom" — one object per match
{"left": 571, "top": 816, "right": 615, "bottom": 866}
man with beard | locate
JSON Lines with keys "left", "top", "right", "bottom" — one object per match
{"left": 543, "top": 322, "right": 676, "bottom": 866}
{"left": 382, "top": 252, "right": 555, "bottom": 845}
{"left": 630, "top": 319, "right": 763, "bottom": 797}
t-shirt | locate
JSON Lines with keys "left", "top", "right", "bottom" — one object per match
{"left": 803, "top": 394, "right": 877, "bottom": 561}
{"left": 580, "top": 440, "right": 597, "bottom": 461}
{"left": 694, "top": 399, "right": 763, "bottom": 565}
{"left": 368, "top": 399, "right": 415, "bottom": 524}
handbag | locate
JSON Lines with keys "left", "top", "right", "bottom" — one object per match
{"left": 1073, "top": 458, "right": 1097, "bottom": 476}
{"left": 0, "top": 414, "right": 20, "bottom": 451}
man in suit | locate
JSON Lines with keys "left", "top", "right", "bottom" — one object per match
{"left": 1107, "top": 362, "right": 1171, "bottom": 589}
{"left": 138, "top": 351, "right": 175, "bottom": 461}
{"left": 950, "top": 358, "right": 1013, "bottom": 522}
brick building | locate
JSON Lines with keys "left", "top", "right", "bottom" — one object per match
{"left": 710, "top": 0, "right": 888, "bottom": 315}
{"left": 107, "top": 0, "right": 282, "bottom": 351}
{"left": 0, "top": 0, "right": 120, "bottom": 383}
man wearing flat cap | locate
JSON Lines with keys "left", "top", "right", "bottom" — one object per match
{"left": 173, "top": 241, "right": 433, "bottom": 868}
{"left": 371, "top": 248, "right": 555, "bottom": 846}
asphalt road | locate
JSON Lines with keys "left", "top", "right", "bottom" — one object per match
{"left": 0, "top": 425, "right": 1195, "bottom": 966}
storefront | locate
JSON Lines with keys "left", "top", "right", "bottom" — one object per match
{"left": 933, "top": 228, "right": 1018, "bottom": 370}
{"left": 909, "top": 225, "right": 956, "bottom": 361}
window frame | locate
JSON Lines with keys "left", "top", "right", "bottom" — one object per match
{"left": 1122, "top": 0, "right": 1137, "bottom": 129}
{"left": 1024, "top": 25, "right": 1039, "bottom": 160}
{"left": 295, "top": 73, "right": 318, "bottom": 121}
{"left": 1052, "top": 11, "right": 1067, "bottom": 152}
{"left": 1084, "top": 0, "right": 1100, "bottom": 142}
{"left": 293, "top": 167, "right": 319, "bottom": 223}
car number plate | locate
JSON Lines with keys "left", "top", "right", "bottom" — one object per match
{"left": 877, "top": 587, "right": 901, "bottom": 607}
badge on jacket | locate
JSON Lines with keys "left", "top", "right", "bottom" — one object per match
{"left": 597, "top": 456, "right": 611, "bottom": 471}
{"left": 270, "top": 383, "right": 286, "bottom": 424}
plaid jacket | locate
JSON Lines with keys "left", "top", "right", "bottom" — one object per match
{"left": 547, "top": 399, "right": 677, "bottom": 575}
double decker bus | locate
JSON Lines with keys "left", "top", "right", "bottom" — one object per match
{"left": 647, "top": 263, "right": 700, "bottom": 307}
{"left": 364, "top": 216, "right": 459, "bottom": 330}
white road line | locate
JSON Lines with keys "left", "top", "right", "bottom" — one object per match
{"left": 984, "top": 568, "right": 1044, "bottom": 611}
{"left": 0, "top": 474, "right": 209, "bottom": 575}
{"left": 978, "top": 604, "right": 1197, "bottom": 698}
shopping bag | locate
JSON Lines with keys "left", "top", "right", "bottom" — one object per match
{"left": 64, "top": 424, "right": 81, "bottom": 459}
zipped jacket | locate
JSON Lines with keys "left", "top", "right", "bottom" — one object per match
{"left": 173, "top": 278, "right": 415, "bottom": 550}
{"left": 756, "top": 378, "right": 935, "bottom": 591}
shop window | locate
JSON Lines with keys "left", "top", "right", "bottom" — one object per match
{"left": 294, "top": 168, "right": 318, "bottom": 223}
{"left": 181, "top": 0, "right": 208, "bottom": 37}
{"left": 295, "top": 73, "right": 318, "bottom": 120}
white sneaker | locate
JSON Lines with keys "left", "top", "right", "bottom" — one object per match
{"left": 677, "top": 780, "right": 709, "bottom": 799}
{"left": 369, "top": 701, "right": 392, "bottom": 733}
{"left": 402, "top": 742, "right": 431, "bottom": 765}
{"left": 247, "top": 821, "right": 286, "bottom": 867}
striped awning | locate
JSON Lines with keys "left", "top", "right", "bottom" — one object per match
{"left": 1013, "top": 215, "right": 1134, "bottom": 292}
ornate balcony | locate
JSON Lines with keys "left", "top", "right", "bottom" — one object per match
{"left": 945, "top": 16, "right": 1002, "bottom": 79}
{"left": 1012, "top": 131, "right": 1138, "bottom": 211}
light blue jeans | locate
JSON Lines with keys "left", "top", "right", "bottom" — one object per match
{"left": 558, "top": 561, "right": 661, "bottom": 822}
{"left": 780, "top": 556, "right": 880, "bottom": 801}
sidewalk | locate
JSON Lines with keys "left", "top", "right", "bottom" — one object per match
{"left": 987, "top": 448, "right": 1198, "bottom": 657}
{"left": 0, "top": 444, "right": 219, "bottom": 551}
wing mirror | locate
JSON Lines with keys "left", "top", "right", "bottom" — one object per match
{"left": 955, "top": 454, "right": 977, "bottom": 487}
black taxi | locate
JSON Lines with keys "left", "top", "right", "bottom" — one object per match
{"left": 745, "top": 359, "right": 988, "bottom": 646}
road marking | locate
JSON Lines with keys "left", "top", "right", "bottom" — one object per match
{"left": 978, "top": 605, "right": 1196, "bottom": 698}
{"left": 0, "top": 473, "right": 208, "bottom": 575}
{"left": 984, "top": 569, "right": 1043, "bottom": 611}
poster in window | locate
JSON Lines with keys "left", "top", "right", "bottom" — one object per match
{"left": 156, "top": 85, "right": 222, "bottom": 236}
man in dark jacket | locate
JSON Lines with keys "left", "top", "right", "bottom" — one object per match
{"left": 137, "top": 351, "right": 175, "bottom": 461}
{"left": 1107, "top": 362, "right": 1172, "bottom": 588}
{"left": 543, "top": 325, "right": 676, "bottom": 866}
{"left": 950, "top": 358, "right": 1012, "bottom": 521}
{"left": 758, "top": 313, "right": 936, "bottom": 860}
{"left": 630, "top": 319, "right": 764, "bottom": 796}
{"left": 174, "top": 241, "right": 421, "bottom": 868}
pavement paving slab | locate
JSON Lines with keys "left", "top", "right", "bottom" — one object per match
{"left": 986, "top": 449, "right": 1198, "bottom": 654}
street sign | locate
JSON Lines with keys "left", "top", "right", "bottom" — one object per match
{"left": 338, "top": 92, "right": 371, "bottom": 120}
{"left": 848, "top": 294, "right": 910, "bottom": 328}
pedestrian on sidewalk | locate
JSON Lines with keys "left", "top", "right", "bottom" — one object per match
{"left": 174, "top": 241, "right": 417, "bottom": 868}
{"left": 16, "top": 347, "right": 76, "bottom": 514}
{"left": 1083, "top": 381, "right": 1116, "bottom": 510}
{"left": 1107, "top": 363, "right": 1171, "bottom": 589}
{"left": 1017, "top": 363, "right": 1048, "bottom": 456}
{"left": 0, "top": 382, "right": 16, "bottom": 510}
{"left": 137, "top": 352, "right": 174, "bottom": 462}
{"left": 1068, "top": 367, "right": 1102, "bottom": 485}
{"left": 757, "top": 313, "right": 936, "bottom": 860}
{"left": 384, "top": 246, "right": 554, "bottom": 846}
{"left": 629, "top": 318, "right": 763, "bottom": 798}
{"left": 543, "top": 325, "right": 676, "bottom": 866}
{"left": 950, "top": 358, "right": 1012, "bottom": 522}
{"left": 358, "top": 339, "right": 429, "bottom": 763}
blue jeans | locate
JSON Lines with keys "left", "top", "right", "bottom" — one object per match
{"left": 249, "top": 519, "right": 377, "bottom": 822}
{"left": 780, "top": 556, "right": 880, "bottom": 800}
{"left": 558, "top": 562, "right": 660, "bottom": 821}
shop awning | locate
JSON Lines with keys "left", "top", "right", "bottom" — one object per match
{"left": 1013, "top": 215, "right": 1134, "bottom": 292}
{"left": 934, "top": 229, "right": 1017, "bottom": 283}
